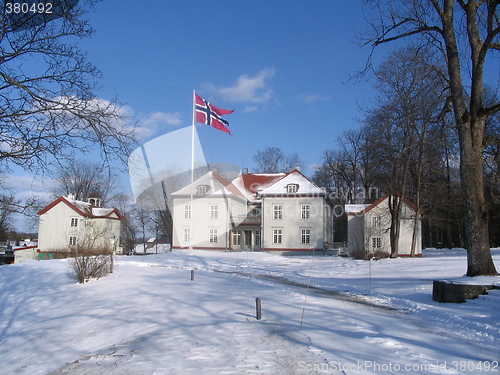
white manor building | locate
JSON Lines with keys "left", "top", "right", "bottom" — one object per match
{"left": 171, "top": 169, "right": 333, "bottom": 254}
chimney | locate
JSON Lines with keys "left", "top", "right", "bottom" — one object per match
{"left": 295, "top": 165, "right": 301, "bottom": 172}
{"left": 242, "top": 168, "right": 248, "bottom": 175}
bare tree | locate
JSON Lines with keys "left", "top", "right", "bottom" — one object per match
{"left": 0, "top": 0, "right": 136, "bottom": 175}
{"left": 362, "top": 0, "right": 499, "bottom": 276}
{"left": 253, "top": 147, "right": 303, "bottom": 173}
{"left": 52, "top": 159, "right": 117, "bottom": 204}
{"left": 109, "top": 193, "right": 137, "bottom": 255}
{"left": 0, "top": 194, "right": 18, "bottom": 242}
{"left": 0, "top": 193, "right": 44, "bottom": 241}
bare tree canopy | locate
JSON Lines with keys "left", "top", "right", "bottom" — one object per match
{"left": 362, "top": 0, "right": 499, "bottom": 276}
{"left": 0, "top": 0, "right": 136, "bottom": 175}
{"left": 253, "top": 147, "right": 303, "bottom": 173}
{"left": 52, "top": 159, "right": 117, "bottom": 204}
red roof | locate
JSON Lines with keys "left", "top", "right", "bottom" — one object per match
{"left": 239, "top": 173, "right": 285, "bottom": 194}
{"left": 37, "top": 196, "right": 123, "bottom": 220}
{"left": 347, "top": 194, "right": 418, "bottom": 215}
{"left": 212, "top": 172, "right": 247, "bottom": 200}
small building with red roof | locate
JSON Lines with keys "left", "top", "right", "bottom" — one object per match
{"left": 345, "top": 195, "right": 422, "bottom": 257}
{"left": 37, "top": 195, "right": 123, "bottom": 256}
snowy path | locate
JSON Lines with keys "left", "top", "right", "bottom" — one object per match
{"left": 1, "top": 250, "right": 499, "bottom": 374}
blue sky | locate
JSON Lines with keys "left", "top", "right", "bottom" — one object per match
{"left": 6, "top": 1, "right": 388, "bottom": 211}
{"left": 82, "top": 1, "right": 378, "bottom": 173}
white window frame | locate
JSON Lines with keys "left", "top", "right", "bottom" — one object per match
{"left": 372, "top": 237, "right": 381, "bottom": 249}
{"left": 273, "top": 205, "right": 283, "bottom": 220}
{"left": 287, "top": 184, "right": 298, "bottom": 193}
{"left": 210, "top": 205, "right": 218, "bottom": 219}
{"left": 70, "top": 217, "right": 78, "bottom": 227}
{"left": 184, "top": 205, "right": 191, "bottom": 219}
{"left": 273, "top": 229, "right": 282, "bottom": 244}
{"left": 232, "top": 231, "right": 241, "bottom": 246}
{"left": 301, "top": 205, "right": 310, "bottom": 220}
{"left": 372, "top": 216, "right": 381, "bottom": 229}
{"left": 183, "top": 228, "right": 190, "bottom": 243}
{"left": 301, "top": 229, "right": 311, "bottom": 244}
{"left": 69, "top": 236, "right": 77, "bottom": 246}
{"left": 209, "top": 229, "right": 218, "bottom": 243}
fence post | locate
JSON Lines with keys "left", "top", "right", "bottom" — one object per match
{"left": 255, "top": 297, "right": 262, "bottom": 320}
{"left": 190, "top": 270, "right": 195, "bottom": 281}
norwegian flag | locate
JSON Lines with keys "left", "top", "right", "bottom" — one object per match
{"left": 195, "top": 94, "right": 234, "bottom": 135}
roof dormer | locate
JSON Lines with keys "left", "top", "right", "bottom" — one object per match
{"left": 286, "top": 184, "right": 299, "bottom": 194}
{"left": 197, "top": 185, "right": 209, "bottom": 195}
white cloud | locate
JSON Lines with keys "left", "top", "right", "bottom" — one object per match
{"left": 207, "top": 68, "right": 276, "bottom": 104}
{"left": 243, "top": 106, "right": 260, "bottom": 113}
{"left": 2, "top": 174, "right": 56, "bottom": 201}
{"left": 297, "top": 94, "right": 332, "bottom": 104}
{"left": 135, "top": 111, "right": 182, "bottom": 141}
{"left": 41, "top": 96, "right": 183, "bottom": 142}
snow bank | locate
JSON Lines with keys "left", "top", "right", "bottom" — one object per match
{"left": 0, "top": 248, "right": 498, "bottom": 374}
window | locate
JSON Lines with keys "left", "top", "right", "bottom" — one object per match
{"left": 244, "top": 230, "right": 252, "bottom": 246}
{"left": 372, "top": 216, "right": 381, "bottom": 228}
{"left": 184, "top": 205, "right": 191, "bottom": 219}
{"left": 273, "top": 205, "right": 283, "bottom": 220}
{"left": 273, "top": 229, "right": 282, "bottom": 244}
{"left": 255, "top": 230, "right": 261, "bottom": 246}
{"left": 210, "top": 205, "right": 218, "bottom": 219}
{"left": 232, "top": 231, "right": 241, "bottom": 245}
{"left": 287, "top": 184, "right": 298, "bottom": 193}
{"left": 69, "top": 236, "right": 77, "bottom": 246}
{"left": 70, "top": 217, "right": 78, "bottom": 227}
{"left": 250, "top": 208, "right": 260, "bottom": 217}
{"left": 301, "top": 229, "right": 311, "bottom": 244}
{"left": 183, "top": 228, "right": 190, "bottom": 243}
{"left": 197, "top": 185, "right": 208, "bottom": 194}
{"left": 209, "top": 229, "right": 218, "bottom": 243}
{"left": 372, "top": 237, "right": 381, "bottom": 249}
{"left": 301, "top": 205, "right": 310, "bottom": 219}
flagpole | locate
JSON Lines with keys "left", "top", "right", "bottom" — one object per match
{"left": 189, "top": 90, "right": 196, "bottom": 255}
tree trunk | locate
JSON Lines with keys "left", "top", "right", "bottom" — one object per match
{"left": 459, "top": 117, "right": 498, "bottom": 276}
{"left": 389, "top": 195, "right": 402, "bottom": 258}
{"left": 441, "top": 0, "right": 497, "bottom": 276}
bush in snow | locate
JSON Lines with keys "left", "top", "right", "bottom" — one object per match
{"left": 350, "top": 248, "right": 390, "bottom": 260}
{"left": 68, "top": 245, "right": 114, "bottom": 283}
{"left": 67, "top": 222, "right": 115, "bottom": 283}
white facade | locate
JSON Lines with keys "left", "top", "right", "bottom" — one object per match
{"left": 257, "top": 172, "right": 331, "bottom": 252}
{"left": 346, "top": 195, "right": 422, "bottom": 257}
{"left": 13, "top": 246, "right": 38, "bottom": 262}
{"left": 171, "top": 169, "right": 333, "bottom": 253}
{"left": 171, "top": 171, "right": 247, "bottom": 250}
{"left": 37, "top": 196, "right": 122, "bottom": 255}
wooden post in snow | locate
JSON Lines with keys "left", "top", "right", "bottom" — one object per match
{"left": 255, "top": 297, "right": 262, "bottom": 320}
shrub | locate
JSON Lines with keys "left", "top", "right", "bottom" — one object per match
{"left": 350, "top": 248, "right": 390, "bottom": 260}
{"left": 68, "top": 245, "right": 114, "bottom": 283}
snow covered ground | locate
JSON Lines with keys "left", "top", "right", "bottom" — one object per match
{"left": 0, "top": 248, "right": 499, "bottom": 374}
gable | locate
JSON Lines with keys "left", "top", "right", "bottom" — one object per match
{"left": 171, "top": 170, "right": 246, "bottom": 201}
{"left": 38, "top": 196, "right": 122, "bottom": 220}
{"left": 258, "top": 170, "right": 325, "bottom": 197}
{"left": 345, "top": 195, "right": 418, "bottom": 216}
{"left": 38, "top": 196, "right": 90, "bottom": 217}
{"left": 231, "top": 172, "right": 285, "bottom": 201}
